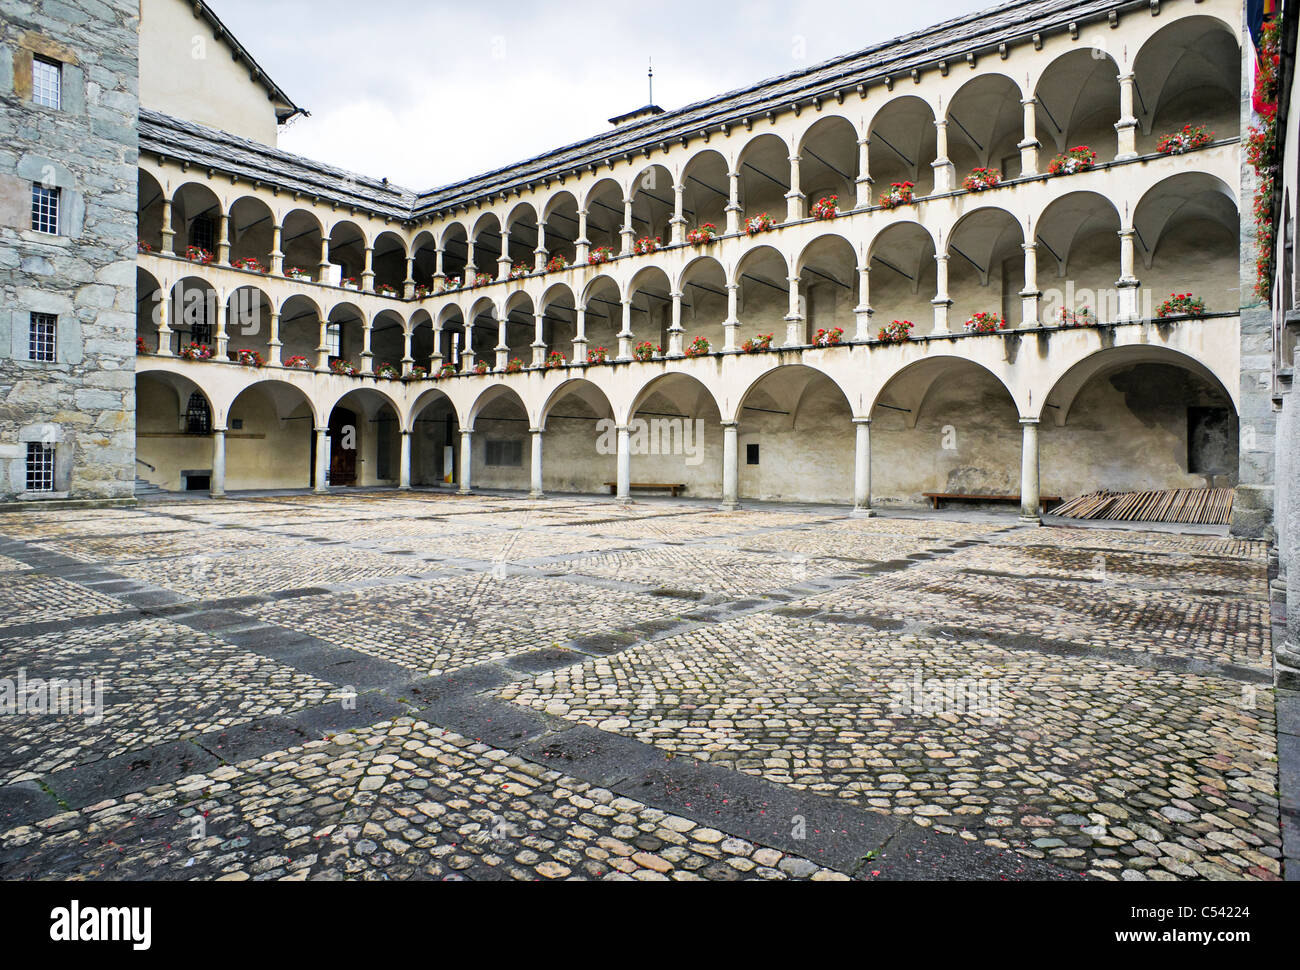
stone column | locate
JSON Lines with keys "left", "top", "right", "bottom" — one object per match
{"left": 401, "top": 327, "right": 414, "bottom": 375}
{"left": 161, "top": 199, "right": 175, "bottom": 254}
{"left": 932, "top": 119, "right": 955, "bottom": 193}
{"left": 404, "top": 256, "right": 416, "bottom": 298}
{"left": 932, "top": 253, "right": 952, "bottom": 334}
{"left": 1019, "top": 98, "right": 1040, "bottom": 177}
{"left": 575, "top": 209, "right": 590, "bottom": 263}
{"left": 1116, "top": 72, "right": 1139, "bottom": 160}
{"left": 433, "top": 247, "right": 445, "bottom": 287}
{"left": 854, "top": 264, "right": 873, "bottom": 340}
{"left": 210, "top": 427, "right": 226, "bottom": 498}
{"left": 498, "top": 230, "right": 512, "bottom": 282}
{"left": 361, "top": 246, "right": 375, "bottom": 293}
{"left": 458, "top": 429, "right": 473, "bottom": 494}
{"left": 319, "top": 235, "right": 331, "bottom": 279}
{"left": 617, "top": 299, "right": 634, "bottom": 360}
{"left": 1020, "top": 242, "right": 1041, "bottom": 329}
{"left": 465, "top": 239, "right": 477, "bottom": 285}
{"left": 667, "top": 290, "right": 685, "bottom": 357}
{"left": 267, "top": 309, "right": 282, "bottom": 366}
{"left": 721, "top": 421, "right": 739, "bottom": 510}
{"left": 852, "top": 418, "right": 874, "bottom": 517}
{"left": 1116, "top": 228, "right": 1141, "bottom": 321}
{"left": 620, "top": 197, "right": 635, "bottom": 255}
{"left": 573, "top": 306, "right": 588, "bottom": 362}
{"left": 726, "top": 170, "right": 742, "bottom": 236}
{"left": 532, "top": 311, "right": 547, "bottom": 367}
{"left": 855, "top": 137, "right": 872, "bottom": 208}
{"left": 214, "top": 295, "right": 229, "bottom": 359}
{"left": 1019, "top": 418, "right": 1041, "bottom": 524}
{"left": 314, "top": 427, "right": 329, "bottom": 492}
{"left": 786, "top": 154, "right": 804, "bottom": 222}
{"left": 461, "top": 322, "right": 475, "bottom": 373}
{"left": 529, "top": 428, "right": 544, "bottom": 499}
{"left": 534, "top": 223, "right": 548, "bottom": 272}
{"left": 495, "top": 316, "right": 508, "bottom": 371}
{"left": 670, "top": 182, "right": 686, "bottom": 245}
{"left": 724, "top": 283, "right": 740, "bottom": 351}
{"left": 317, "top": 319, "right": 330, "bottom": 371}
{"left": 616, "top": 424, "right": 631, "bottom": 502}
{"left": 783, "top": 276, "right": 803, "bottom": 347}
{"left": 156, "top": 292, "right": 173, "bottom": 356}
{"left": 361, "top": 314, "right": 374, "bottom": 374}
{"left": 270, "top": 223, "right": 284, "bottom": 275}
{"left": 217, "top": 212, "right": 231, "bottom": 265}
{"left": 399, "top": 430, "right": 412, "bottom": 488}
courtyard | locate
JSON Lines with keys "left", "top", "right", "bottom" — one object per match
{"left": 0, "top": 491, "right": 1286, "bottom": 881}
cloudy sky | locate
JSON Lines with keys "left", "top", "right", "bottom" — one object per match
{"left": 208, "top": 0, "right": 991, "bottom": 191}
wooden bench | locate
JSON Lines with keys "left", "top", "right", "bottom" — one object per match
{"left": 606, "top": 482, "right": 687, "bottom": 497}
{"left": 923, "top": 492, "right": 1062, "bottom": 511}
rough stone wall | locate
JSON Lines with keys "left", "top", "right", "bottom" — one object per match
{"left": 0, "top": 1, "right": 139, "bottom": 505}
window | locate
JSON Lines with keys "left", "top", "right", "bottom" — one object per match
{"left": 326, "top": 323, "right": 341, "bottom": 357}
{"left": 26, "top": 442, "right": 55, "bottom": 492}
{"left": 29, "top": 313, "right": 56, "bottom": 362}
{"left": 746, "top": 443, "right": 760, "bottom": 465}
{"left": 190, "top": 214, "right": 216, "bottom": 252}
{"left": 32, "top": 57, "right": 61, "bottom": 109}
{"left": 485, "top": 439, "right": 523, "bottom": 467}
{"left": 31, "top": 184, "right": 59, "bottom": 234}
{"left": 185, "top": 392, "right": 211, "bottom": 435}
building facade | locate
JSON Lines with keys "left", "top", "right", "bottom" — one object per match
{"left": 1, "top": 0, "right": 1272, "bottom": 534}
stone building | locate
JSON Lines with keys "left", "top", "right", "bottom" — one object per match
{"left": 0, "top": 0, "right": 139, "bottom": 506}
{"left": 1, "top": 0, "right": 1273, "bottom": 530}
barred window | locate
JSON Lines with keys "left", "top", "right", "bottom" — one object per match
{"left": 485, "top": 439, "right": 523, "bottom": 467}
{"left": 26, "top": 442, "right": 55, "bottom": 492}
{"left": 32, "top": 57, "right": 61, "bottom": 109}
{"left": 185, "top": 392, "right": 211, "bottom": 435}
{"left": 31, "top": 185, "right": 59, "bottom": 234}
{"left": 29, "top": 313, "right": 57, "bottom": 362}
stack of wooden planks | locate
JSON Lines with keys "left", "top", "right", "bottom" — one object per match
{"left": 1049, "top": 488, "right": 1234, "bottom": 526}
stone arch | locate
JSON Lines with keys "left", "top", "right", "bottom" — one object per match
{"left": 946, "top": 73, "right": 1025, "bottom": 178}
{"left": 1133, "top": 172, "right": 1239, "bottom": 314}
{"left": 797, "top": 114, "right": 861, "bottom": 211}
{"left": 736, "top": 132, "right": 791, "bottom": 223}
{"left": 680, "top": 148, "right": 730, "bottom": 234}
{"left": 1132, "top": 14, "right": 1240, "bottom": 148}
{"left": 868, "top": 95, "right": 938, "bottom": 197}
{"left": 1034, "top": 48, "right": 1121, "bottom": 161}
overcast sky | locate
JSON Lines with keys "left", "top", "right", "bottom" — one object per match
{"left": 207, "top": 0, "right": 991, "bottom": 191}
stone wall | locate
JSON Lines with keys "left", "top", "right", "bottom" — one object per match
{"left": 0, "top": 0, "right": 139, "bottom": 506}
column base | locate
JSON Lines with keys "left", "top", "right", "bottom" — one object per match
{"left": 457, "top": 487, "right": 473, "bottom": 496}
{"left": 720, "top": 501, "right": 739, "bottom": 512}
{"left": 209, "top": 490, "right": 226, "bottom": 500}
{"left": 528, "top": 490, "right": 545, "bottom": 500}
{"left": 1018, "top": 514, "right": 1042, "bottom": 526}
{"left": 851, "top": 507, "right": 876, "bottom": 518}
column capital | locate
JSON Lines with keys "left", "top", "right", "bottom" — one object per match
{"left": 1019, "top": 417, "right": 1040, "bottom": 427}
{"left": 853, "top": 417, "right": 873, "bottom": 426}
{"left": 720, "top": 420, "right": 740, "bottom": 429}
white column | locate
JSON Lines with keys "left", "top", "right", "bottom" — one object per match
{"left": 404, "top": 256, "right": 416, "bottom": 298}
{"left": 1116, "top": 228, "right": 1140, "bottom": 321}
{"left": 721, "top": 421, "right": 739, "bottom": 510}
{"left": 214, "top": 295, "right": 229, "bottom": 359}
{"left": 617, "top": 299, "right": 634, "bottom": 360}
{"left": 855, "top": 137, "right": 872, "bottom": 208}
{"left": 853, "top": 263, "right": 873, "bottom": 340}
{"left": 670, "top": 182, "right": 686, "bottom": 245}
{"left": 314, "top": 427, "right": 328, "bottom": 493}
{"left": 783, "top": 276, "right": 803, "bottom": 347}
{"left": 156, "top": 294, "right": 173, "bottom": 356}
{"left": 433, "top": 246, "right": 445, "bottom": 286}
{"left": 495, "top": 315, "right": 508, "bottom": 371}
{"left": 465, "top": 239, "right": 477, "bottom": 284}
{"left": 361, "top": 314, "right": 374, "bottom": 374}
{"left": 1019, "top": 98, "right": 1040, "bottom": 177}
{"left": 497, "top": 229, "right": 512, "bottom": 281}
{"left": 573, "top": 306, "right": 588, "bottom": 361}
{"left": 1019, "top": 418, "right": 1041, "bottom": 524}
{"left": 852, "top": 418, "right": 873, "bottom": 517}
{"left": 1116, "top": 72, "right": 1138, "bottom": 160}
{"left": 529, "top": 428, "right": 544, "bottom": 499}
{"left": 616, "top": 424, "right": 631, "bottom": 502}
{"left": 932, "top": 119, "right": 955, "bottom": 193}
{"left": 786, "top": 154, "right": 804, "bottom": 222}
{"left": 575, "top": 208, "right": 590, "bottom": 263}
{"left": 620, "top": 197, "right": 635, "bottom": 255}
{"left": 932, "top": 253, "right": 952, "bottom": 334}
{"left": 458, "top": 429, "right": 473, "bottom": 494}
{"left": 531, "top": 310, "right": 546, "bottom": 366}
{"left": 270, "top": 223, "right": 284, "bottom": 275}
{"left": 210, "top": 427, "right": 226, "bottom": 498}
{"left": 1021, "top": 242, "right": 1040, "bottom": 329}
{"left": 399, "top": 430, "right": 412, "bottom": 488}
{"left": 724, "top": 282, "right": 740, "bottom": 351}
{"left": 361, "top": 246, "right": 375, "bottom": 292}
{"left": 319, "top": 234, "right": 331, "bottom": 279}
{"left": 267, "top": 309, "right": 282, "bottom": 366}
{"left": 161, "top": 199, "right": 176, "bottom": 254}
{"left": 667, "top": 290, "right": 684, "bottom": 357}
{"left": 725, "top": 170, "right": 741, "bottom": 236}
{"left": 534, "top": 223, "right": 547, "bottom": 272}
{"left": 216, "top": 212, "right": 230, "bottom": 265}
{"left": 317, "top": 319, "right": 330, "bottom": 371}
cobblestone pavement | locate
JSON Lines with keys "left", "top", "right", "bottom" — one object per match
{"left": 0, "top": 491, "right": 1283, "bottom": 882}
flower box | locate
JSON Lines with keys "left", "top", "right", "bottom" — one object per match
{"left": 179, "top": 342, "right": 213, "bottom": 361}
{"left": 330, "top": 359, "right": 360, "bottom": 376}
{"left": 341, "top": 278, "right": 359, "bottom": 291}
{"left": 509, "top": 263, "right": 532, "bottom": 280}
{"left": 473, "top": 272, "right": 493, "bottom": 287}
{"left": 810, "top": 196, "right": 839, "bottom": 220}
{"left": 137, "top": 240, "right": 153, "bottom": 254}
{"left": 545, "top": 351, "right": 566, "bottom": 370}
{"left": 413, "top": 284, "right": 430, "bottom": 299}
{"left": 588, "top": 246, "right": 616, "bottom": 266}
{"left": 406, "top": 366, "right": 429, "bottom": 381}
{"left": 1047, "top": 146, "right": 1097, "bottom": 176}
{"left": 285, "top": 267, "right": 312, "bottom": 281}
{"left": 963, "top": 168, "right": 1001, "bottom": 192}
{"left": 136, "top": 336, "right": 149, "bottom": 355}
{"left": 1157, "top": 124, "right": 1214, "bottom": 155}
{"left": 505, "top": 358, "right": 524, "bottom": 373}
{"left": 474, "top": 361, "right": 490, "bottom": 375}
{"left": 813, "top": 327, "right": 844, "bottom": 347}
{"left": 964, "top": 311, "right": 1006, "bottom": 334}
{"left": 633, "top": 341, "right": 660, "bottom": 362}
{"left": 877, "top": 320, "right": 913, "bottom": 343}
{"left": 741, "top": 333, "right": 774, "bottom": 353}
{"left": 546, "top": 255, "right": 569, "bottom": 273}
{"left": 633, "top": 236, "right": 661, "bottom": 256}
{"left": 1155, "top": 293, "right": 1207, "bottom": 318}
{"left": 1056, "top": 306, "right": 1095, "bottom": 328}
{"left": 185, "top": 246, "right": 214, "bottom": 264}
{"left": 234, "top": 349, "right": 265, "bottom": 367}
{"left": 880, "top": 182, "right": 914, "bottom": 209}
{"left": 438, "top": 276, "right": 462, "bottom": 293}
{"left": 377, "top": 284, "right": 399, "bottom": 298}
{"left": 232, "top": 256, "right": 266, "bottom": 273}
{"left": 745, "top": 213, "right": 776, "bottom": 236}
{"left": 374, "top": 363, "right": 401, "bottom": 379}
{"left": 684, "top": 336, "right": 710, "bottom": 358}
{"left": 686, "top": 224, "right": 718, "bottom": 245}
{"left": 587, "top": 346, "right": 609, "bottom": 364}
{"left": 283, "top": 355, "right": 312, "bottom": 369}
{"left": 436, "top": 363, "right": 458, "bottom": 378}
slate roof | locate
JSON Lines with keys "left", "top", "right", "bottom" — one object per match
{"left": 139, "top": 0, "right": 1137, "bottom": 226}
